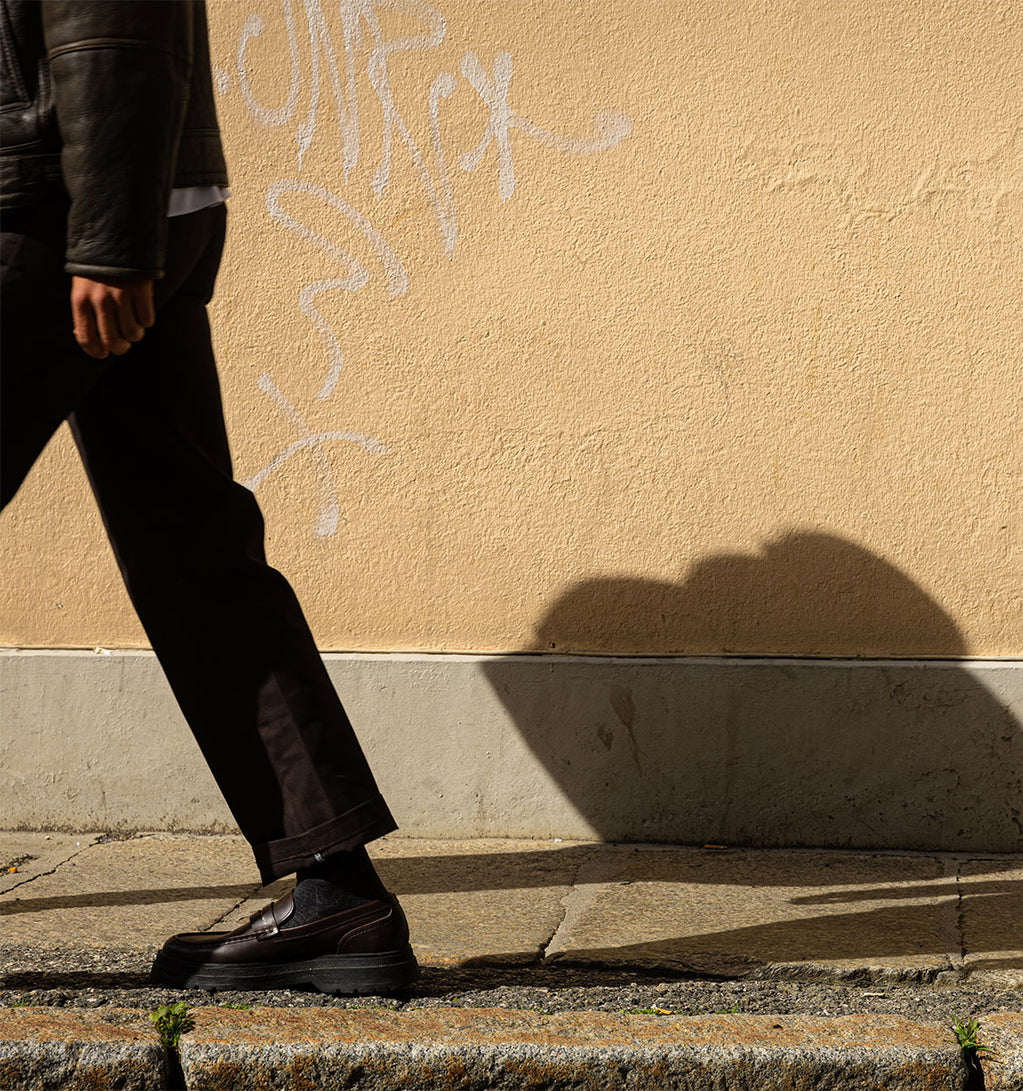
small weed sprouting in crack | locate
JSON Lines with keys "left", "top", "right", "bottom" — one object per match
{"left": 952, "top": 1016, "right": 984, "bottom": 1051}
{"left": 952, "top": 1015, "right": 990, "bottom": 1090}
{"left": 150, "top": 1001, "right": 194, "bottom": 1088}
{"left": 149, "top": 1001, "right": 194, "bottom": 1050}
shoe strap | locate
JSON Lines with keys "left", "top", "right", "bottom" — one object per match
{"left": 248, "top": 890, "right": 296, "bottom": 936}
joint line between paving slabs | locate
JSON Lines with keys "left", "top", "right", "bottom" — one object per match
{"left": 952, "top": 857, "right": 968, "bottom": 968}
{"left": 541, "top": 848, "right": 617, "bottom": 962}
{"left": 538, "top": 864, "right": 585, "bottom": 962}
{"left": 206, "top": 883, "right": 269, "bottom": 931}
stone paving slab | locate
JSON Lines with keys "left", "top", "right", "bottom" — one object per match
{"left": 544, "top": 847, "right": 963, "bottom": 981}
{"left": 1, "top": 834, "right": 1021, "bottom": 989}
{"left": 0, "top": 833, "right": 100, "bottom": 895}
{"left": 0, "top": 834, "right": 258, "bottom": 948}
{"left": 219, "top": 838, "right": 590, "bottom": 967}
{"left": 2, "top": 836, "right": 1022, "bottom": 1088}
{"left": 961, "top": 859, "right": 1023, "bottom": 981}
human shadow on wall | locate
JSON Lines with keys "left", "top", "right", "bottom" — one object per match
{"left": 480, "top": 532, "right": 1022, "bottom": 853}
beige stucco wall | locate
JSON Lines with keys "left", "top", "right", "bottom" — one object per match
{"left": 1, "top": 0, "right": 1020, "bottom": 656}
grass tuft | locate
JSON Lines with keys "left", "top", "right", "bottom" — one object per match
{"left": 149, "top": 1001, "right": 194, "bottom": 1050}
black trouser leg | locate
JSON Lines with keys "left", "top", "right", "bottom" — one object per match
{"left": 2, "top": 205, "right": 396, "bottom": 883}
{"left": 1, "top": 204, "right": 109, "bottom": 505}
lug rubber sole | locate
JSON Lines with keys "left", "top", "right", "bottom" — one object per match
{"left": 151, "top": 945, "right": 419, "bottom": 996}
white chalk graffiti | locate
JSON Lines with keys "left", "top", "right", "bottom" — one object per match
{"left": 229, "top": 0, "right": 633, "bottom": 535}
{"left": 266, "top": 177, "right": 409, "bottom": 400}
{"left": 246, "top": 372, "right": 386, "bottom": 537}
{"left": 458, "top": 50, "right": 632, "bottom": 201}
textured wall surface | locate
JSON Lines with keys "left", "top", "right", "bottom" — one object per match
{"left": 1, "top": 0, "right": 1020, "bottom": 656}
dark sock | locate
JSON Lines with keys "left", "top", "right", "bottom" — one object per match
{"left": 285, "top": 846, "right": 387, "bottom": 928}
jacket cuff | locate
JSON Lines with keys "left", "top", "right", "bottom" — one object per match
{"left": 64, "top": 263, "right": 165, "bottom": 280}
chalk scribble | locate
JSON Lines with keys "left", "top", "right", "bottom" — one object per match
{"left": 227, "top": 0, "right": 633, "bottom": 535}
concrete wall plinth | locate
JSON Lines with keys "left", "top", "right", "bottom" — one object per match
{"left": 2, "top": 650, "right": 1019, "bottom": 852}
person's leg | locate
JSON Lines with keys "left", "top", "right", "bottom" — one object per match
{"left": 4, "top": 203, "right": 414, "bottom": 991}
{"left": 68, "top": 205, "right": 398, "bottom": 886}
{"left": 0, "top": 205, "right": 109, "bottom": 507}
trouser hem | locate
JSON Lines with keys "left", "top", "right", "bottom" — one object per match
{"left": 252, "top": 796, "right": 398, "bottom": 884}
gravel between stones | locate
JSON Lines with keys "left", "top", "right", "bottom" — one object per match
{"left": 2, "top": 945, "right": 1019, "bottom": 1024}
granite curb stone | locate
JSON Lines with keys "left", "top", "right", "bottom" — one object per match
{"left": 0, "top": 1007, "right": 979, "bottom": 1091}
{"left": 0, "top": 1007, "right": 168, "bottom": 1090}
{"left": 981, "top": 1013, "right": 1023, "bottom": 1090}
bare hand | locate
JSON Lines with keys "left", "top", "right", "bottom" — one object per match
{"left": 70, "top": 276, "right": 155, "bottom": 359}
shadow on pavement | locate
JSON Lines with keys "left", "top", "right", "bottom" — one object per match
{"left": 0, "top": 884, "right": 258, "bottom": 915}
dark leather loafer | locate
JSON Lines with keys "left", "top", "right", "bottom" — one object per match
{"left": 150, "top": 891, "right": 418, "bottom": 995}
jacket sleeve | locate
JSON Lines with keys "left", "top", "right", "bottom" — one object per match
{"left": 41, "top": 1, "right": 194, "bottom": 279}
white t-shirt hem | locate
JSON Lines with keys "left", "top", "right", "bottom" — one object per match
{"left": 168, "top": 186, "right": 230, "bottom": 218}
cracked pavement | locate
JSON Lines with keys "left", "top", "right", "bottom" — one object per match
{"left": 2, "top": 832, "right": 1020, "bottom": 1008}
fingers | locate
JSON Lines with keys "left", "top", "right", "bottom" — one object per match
{"left": 94, "top": 293, "right": 133, "bottom": 357}
{"left": 133, "top": 280, "right": 156, "bottom": 331}
{"left": 70, "top": 277, "right": 156, "bottom": 359}
{"left": 70, "top": 278, "right": 105, "bottom": 359}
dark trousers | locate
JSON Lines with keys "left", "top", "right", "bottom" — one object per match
{"left": 1, "top": 203, "right": 396, "bottom": 883}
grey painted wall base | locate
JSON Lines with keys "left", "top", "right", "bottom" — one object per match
{"left": 2, "top": 649, "right": 1021, "bottom": 852}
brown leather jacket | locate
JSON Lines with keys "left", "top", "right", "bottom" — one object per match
{"left": 0, "top": 0, "right": 228, "bottom": 278}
